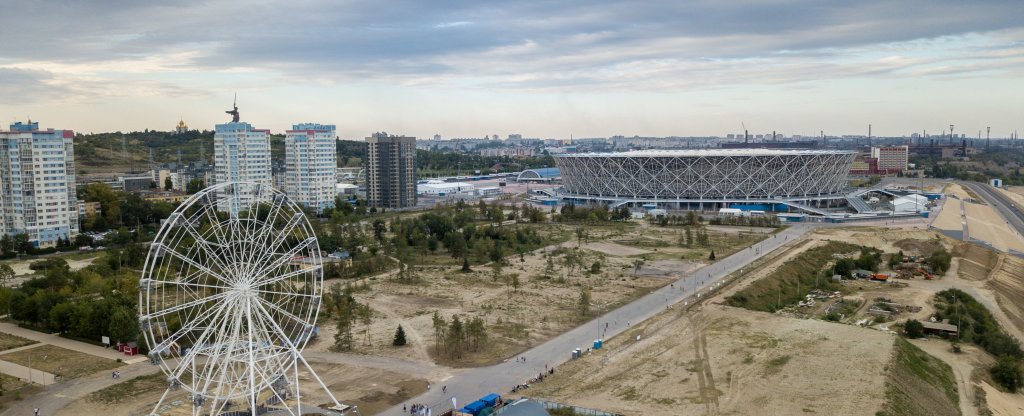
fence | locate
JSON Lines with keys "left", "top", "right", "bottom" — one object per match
{"left": 528, "top": 398, "right": 622, "bottom": 416}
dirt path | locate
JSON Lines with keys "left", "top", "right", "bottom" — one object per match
{"left": 362, "top": 296, "right": 434, "bottom": 364}
{"left": 911, "top": 339, "right": 980, "bottom": 416}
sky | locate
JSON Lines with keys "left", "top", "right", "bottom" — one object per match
{"left": 0, "top": 0, "right": 1022, "bottom": 139}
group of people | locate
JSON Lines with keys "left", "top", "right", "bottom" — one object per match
{"left": 404, "top": 403, "right": 431, "bottom": 415}
{"left": 110, "top": 370, "right": 122, "bottom": 379}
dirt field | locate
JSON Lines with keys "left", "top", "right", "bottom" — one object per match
{"left": 0, "top": 344, "right": 122, "bottom": 379}
{"left": 312, "top": 225, "right": 765, "bottom": 368}
{"left": 963, "top": 202, "right": 1024, "bottom": 252}
{"left": 59, "top": 362, "right": 427, "bottom": 416}
{"left": 528, "top": 303, "right": 895, "bottom": 415}
{"left": 0, "top": 254, "right": 100, "bottom": 277}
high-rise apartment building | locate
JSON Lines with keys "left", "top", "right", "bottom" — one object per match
{"left": 0, "top": 121, "right": 79, "bottom": 248}
{"left": 366, "top": 133, "right": 416, "bottom": 209}
{"left": 870, "top": 145, "right": 909, "bottom": 172}
{"left": 213, "top": 120, "right": 272, "bottom": 211}
{"left": 285, "top": 123, "right": 337, "bottom": 213}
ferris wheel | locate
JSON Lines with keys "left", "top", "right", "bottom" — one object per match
{"left": 139, "top": 182, "right": 345, "bottom": 415}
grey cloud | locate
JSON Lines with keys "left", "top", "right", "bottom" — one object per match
{"left": 1, "top": 0, "right": 1022, "bottom": 90}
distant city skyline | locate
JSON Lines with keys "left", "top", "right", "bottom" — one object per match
{"left": 0, "top": 1, "right": 1021, "bottom": 139}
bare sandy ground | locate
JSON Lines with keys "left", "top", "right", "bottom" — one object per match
{"left": 528, "top": 303, "right": 894, "bottom": 415}
{"left": 932, "top": 197, "right": 965, "bottom": 232}
{"left": 2, "top": 255, "right": 99, "bottom": 276}
{"left": 963, "top": 202, "right": 1024, "bottom": 252}
{"left": 998, "top": 187, "right": 1024, "bottom": 210}
{"left": 580, "top": 241, "right": 650, "bottom": 257}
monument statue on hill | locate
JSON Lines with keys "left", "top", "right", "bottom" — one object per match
{"left": 225, "top": 94, "right": 239, "bottom": 122}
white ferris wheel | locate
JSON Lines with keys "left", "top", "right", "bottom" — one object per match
{"left": 139, "top": 182, "right": 346, "bottom": 415}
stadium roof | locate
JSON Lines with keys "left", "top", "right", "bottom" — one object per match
{"left": 556, "top": 149, "right": 856, "bottom": 157}
{"left": 518, "top": 167, "right": 561, "bottom": 180}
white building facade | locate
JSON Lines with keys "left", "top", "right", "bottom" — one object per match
{"left": 0, "top": 121, "right": 79, "bottom": 247}
{"left": 285, "top": 123, "right": 337, "bottom": 213}
{"left": 213, "top": 122, "right": 272, "bottom": 211}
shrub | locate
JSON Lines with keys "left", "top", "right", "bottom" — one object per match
{"left": 990, "top": 357, "right": 1022, "bottom": 392}
{"left": 904, "top": 319, "right": 924, "bottom": 338}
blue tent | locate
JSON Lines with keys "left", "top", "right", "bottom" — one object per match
{"left": 480, "top": 393, "right": 501, "bottom": 407}
{"left": 461, "top": 400, "right": 487, "bottom": 415}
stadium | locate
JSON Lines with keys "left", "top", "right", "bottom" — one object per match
{"left": 553, "top": 149, "right": 858, "bottom": 214}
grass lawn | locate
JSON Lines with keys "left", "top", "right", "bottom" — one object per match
{"left": 0, "top": 344, "right": 122, "bottom": 379}
{"left": 87, "top": 372, "right": 166, "bottom": 404}
{"left": 879, "top": 338, "right": 959, "bottom": 416}
{"left": 0, "top": 333, "right": 36, "bottom": 352}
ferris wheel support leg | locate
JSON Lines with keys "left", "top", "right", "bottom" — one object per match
{"left": 295, "top": 350, "right": 344, "bottom": 408}
{"left": 295, "top": 354, "right": 302, "bottom": 415}
{"left": 150, "top": 385, "right": 172, "bottom": 416}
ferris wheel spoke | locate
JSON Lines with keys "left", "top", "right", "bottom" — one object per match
{"left": 153, "top": 302, "right": 227, "bottom": 353}
{"left": 252, "top": 299, "right": 302, "bottom": 351}
{"left": 251, "top": 237, "right": 317, "bottom": 280}
{"left": 156, "top": 243, "right": 232, "bottom": 285}
{"left": 254, "top": 288, "right": 318, "bottom": 298}
{"left": 178, "top": 220, "right": 234, "bottom": 274}
{"left": 254, "top": 264, "right": 320, "bottom": 288}
{"left": 149, "top": 291, "right": 231, "bottom": 321}
{"left": 257, "top": 297, "right": 310, "bottom": 328}
{"left": 172, "top": 298, "right": 237, "bottom": 381}
{"left": 154, "top": 275, "right": 230, "bottom": 292}
{"left": 260, "top": 213, "right": 306, "bottom": 262}
{"left": 194, "top": 301, "right": 247, "bottom": 395}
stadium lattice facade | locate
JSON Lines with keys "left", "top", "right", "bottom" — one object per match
{"left": 554, "top": 149, "right": 857, "bottom": 213}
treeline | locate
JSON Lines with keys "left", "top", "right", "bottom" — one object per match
{"left": 932, "top": 289, "right": 1022, "bottom": 391}
{"left": 416, "top": 150, "right": 555, "bottom": 176}
{"left": 832, "top": 247, "right": 885, "bottom": 274}
{"left": 74, "top": 129, "right": 213, "bottom": 168}
{"left": 79, "top": 183, "right": 176, "bottom": 232}
{"left": 386, "top": 201, "right": 547, "bottom": 264}
{"left": 0, "top": 250, "right": 143, "bottom": 347}
{"left": 431, "top": 312, "right": 488, "bottom": 359}
{"left": 553, "top": 204, "right": 631, "bottom": 223}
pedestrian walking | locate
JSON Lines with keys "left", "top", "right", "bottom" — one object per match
{"left": 34, "top": 408, "right": 40, "bottom": 416}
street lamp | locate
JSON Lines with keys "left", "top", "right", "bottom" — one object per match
{"left": 28, "top": 354, "right": 47, "bottom": 385}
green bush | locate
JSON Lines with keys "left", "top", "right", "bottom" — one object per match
{"left": 990, "top": 357, "right": 1022, "bottom": 393}
{"left": 904, "top": 319, "right": 924, "bottom": 338}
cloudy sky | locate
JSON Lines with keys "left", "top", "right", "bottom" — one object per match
{"left": 1, "top": 0, "right": 1021, "bottom": 139}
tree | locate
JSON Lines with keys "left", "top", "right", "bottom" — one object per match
{"left": 904, "top": 319, "right": 924, "bottom": 338}
{"left": 393, "top": 325, "right": 407, "bottom": 346}
{"left": 708, "top": 250, "right": 716, "bottom": 261}
{"left": 432, "top": 311, "right": 447, "bottom": 352}
{"left": 991, "top": 357, "right": 1023, "bottom": 392}
{"left": 108, "top": 306, "right": 139, "bottom": 343}
{"left": 685, "top": 227, "right": 693, "bottom": 247}
{"left": 511, "top": 274, "right": 520, "bottom": 293}
{"left": 578, "top": 286, "right": 591, "bottom": 317}
{"left": 632, "top": 259, "right": 644, "bottom": 276}
{"left": 490, "top": 261, "right": 503, "bottom": 282}
{"left": 448, "top": 315, "right": 465, "bottom": 358}
{"left": 0, "top": 264, "right": 14, "bottom": 284}
{"left": 186, "top": 178, "right": 205, "bottom": 194}
{"left": 164, "top": 176, "right": 173, "bottom": 191}
{"left": 544, "top": 256, "right": 556, "bottom": 278}
{"left": 461, "top": 257, "right": 471, "bottom": 273}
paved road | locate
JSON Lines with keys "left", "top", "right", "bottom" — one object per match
{"left": 377, "top": 224, "right": 815, "bottom": 416}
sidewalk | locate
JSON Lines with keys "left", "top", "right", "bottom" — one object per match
{"left": 0, "top": 358, "right": 55, "bottom": 386}
{"left": 0, "top": 322, "right": 147, "bottom": 364}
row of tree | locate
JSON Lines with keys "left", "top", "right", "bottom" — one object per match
{"left": 432, "top": 312, "right": 488, "bottom": 359}
{"left": 0, "top": 252, "right": 140, "bottom": 346}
